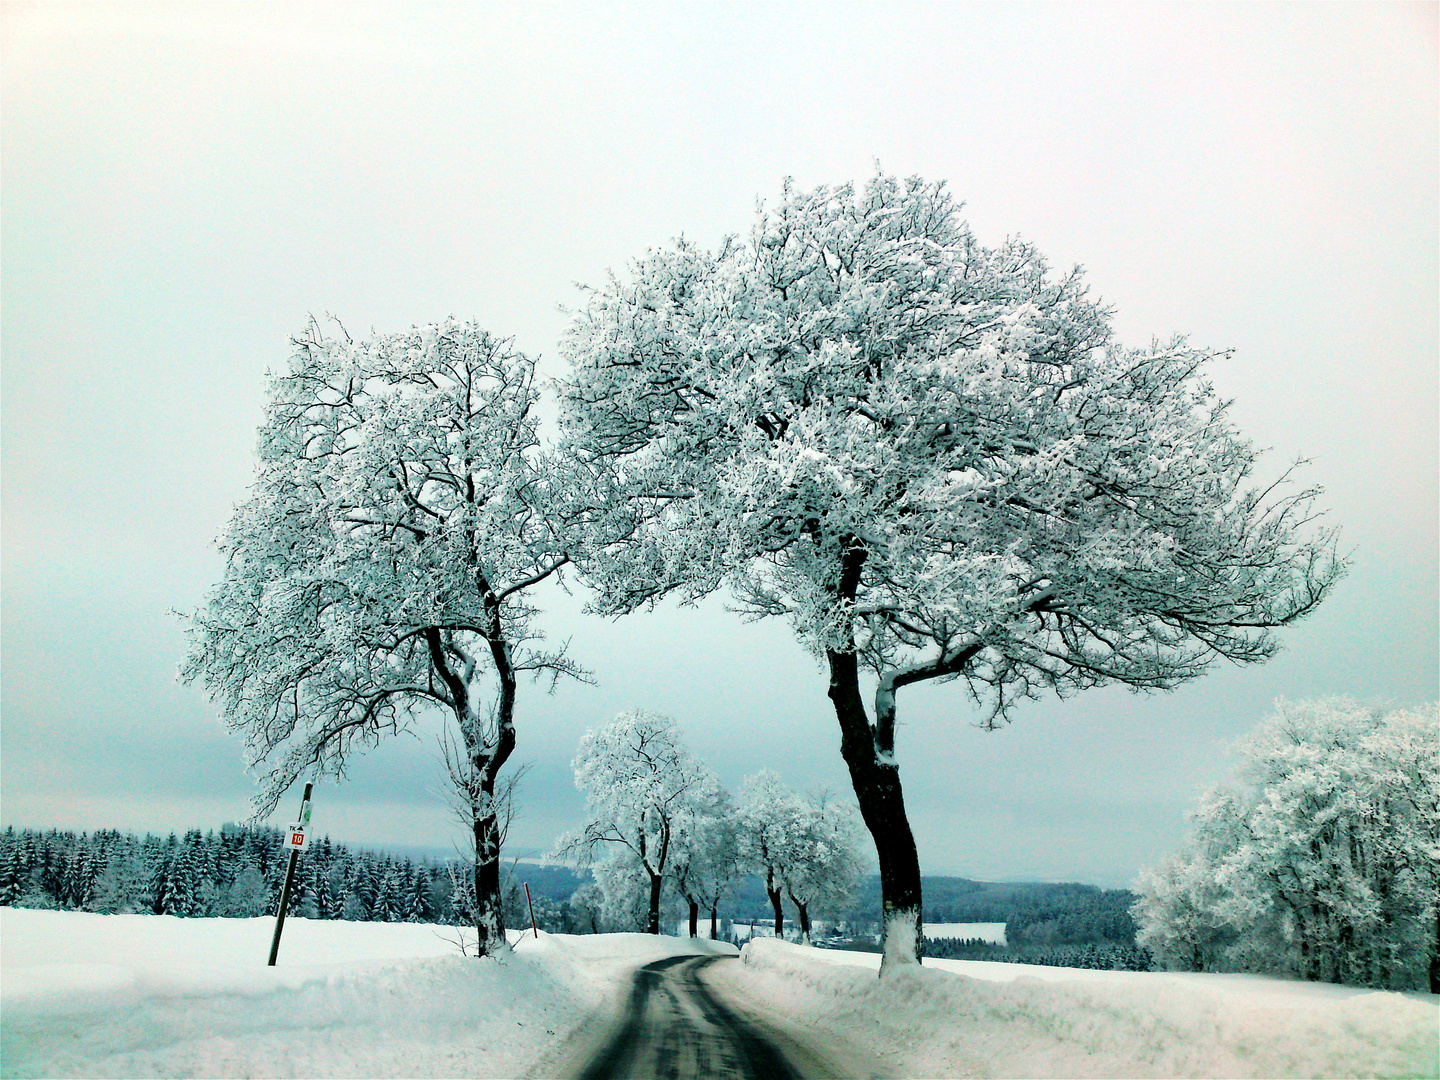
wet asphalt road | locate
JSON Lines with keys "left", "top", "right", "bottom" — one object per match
{"left": 549, "top": 953, "right": 883, "bottom": 1080}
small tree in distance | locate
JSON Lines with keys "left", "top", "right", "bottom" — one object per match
{"left": 783, "top": 789, "right": 865, "bottom": 945}
{"left": 183, "top": 318, "right": 581, "bottom": 958}
{"left": 555, "top": 709, "right": 713, "bottom": 934}
{"left": 740, "top": 771, "right": 865, "bottom": 944}
{"left": 739, "top": 770, "right": 802, "bottom": 939}
{"left": 669, "top": 779, "right": 741, "bottom": 938}
{"left": 560, "top": 171, "right": 1345, "bottom": 969}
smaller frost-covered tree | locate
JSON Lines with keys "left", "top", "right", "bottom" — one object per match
{"left": 740, "top": 773, "right": 865, "bottom": 944}
{"left": 183, "top": 318, "right": 581, "bottom": 957}
{"left": 1133, "top": 698, "right": 1440, "bottom": 991}
{"left": 739, "top": 770, "right": 804, "bottom": 939}
{"left": 555, "top": 709, "right": 711, "bottom": 934}
{"left": 783, "top": 789, "right": 865, "bottom": 945}
{"left": 1130, "top": 794, "right": 1246, "bottom": 973}
{"left": 669, "top": 778, "right": 741, "bottom": 938}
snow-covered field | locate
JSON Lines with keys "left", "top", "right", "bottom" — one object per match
{"left": 0, "top": 909, "right": 731, "bottom": 1078}
{"left": 2, "top": 908, "right": 1434, "bottom": 1079}
{"left": 923, "top": 921, "right": 1008, "bottom": 945}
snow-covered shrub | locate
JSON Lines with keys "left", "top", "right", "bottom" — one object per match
{"left": 1134, "top": 698, "right": 1439, "bottom": 991}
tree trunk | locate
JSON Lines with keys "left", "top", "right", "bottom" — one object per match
{"left": 1430, "top": 903, "right": 1439, "bottom": 994}
{"left": 427, "top": 614, "right": 518, "bottom": 961}
{"left": 767, "top": 873, "right": 785, "bottom": 939}
{"left": 688, "top": 898, "right": 699, "bottom": 938}
{"left": 647, "top": 870, "right": 663, "bottom": 934}
{"left": 791, "top": 893, "right": 811, "bottom": 945}
{"left": 710, "top": 904, "right": 719, "bottom": 941}
{"left": 827, "top": 644, "right": 924, "bottom": 971}
{"left": 472, "top": 807, "right": 504, "bottom": 957}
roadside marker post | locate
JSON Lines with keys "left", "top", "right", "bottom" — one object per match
{"left": 267, "top": 782, "right": 313, "bottom": 967}
{"left": 524, "top": 881, "right": 538, "bottom": 938}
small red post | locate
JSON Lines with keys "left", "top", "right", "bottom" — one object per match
{"left": 524, "top": 881, "right": 538, "bottom": 938}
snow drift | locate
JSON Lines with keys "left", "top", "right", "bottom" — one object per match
{"left": 737, "top": 937, "right": 1437, "bottom": 1079}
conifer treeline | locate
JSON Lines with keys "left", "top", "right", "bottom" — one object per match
{"left": 922, "top": 937, "right": 1155, "bottom": 971}
{"left": 0, "top": 825, "right": 463, "bottom": 923}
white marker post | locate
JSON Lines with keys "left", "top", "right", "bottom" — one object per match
{"left": 267, "top": 782, "right": 313, "bottom": 966}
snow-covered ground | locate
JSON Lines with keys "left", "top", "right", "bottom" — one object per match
{"left": 0, "top": 909, "right": 731, "bottom": 1078}
{"left": 737, "top": 938, "right": 1438, "bottom": 1079}
{"left": 2, "top": 908, "right": 1434, "bottom": 1079}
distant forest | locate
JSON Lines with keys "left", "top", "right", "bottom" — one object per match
{"left": 0, "top": 825, "right": 1150, "bottom": 969}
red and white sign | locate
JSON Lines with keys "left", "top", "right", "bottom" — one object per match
{"left": 285, "top": 826, "right": 308, "bottom": 850}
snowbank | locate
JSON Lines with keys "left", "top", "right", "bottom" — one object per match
{"left": 0, "top": 909, "right": 732, "bottom": 1079}
{"left": 738, "top": 938, "right": 1438, "bottom": 1079}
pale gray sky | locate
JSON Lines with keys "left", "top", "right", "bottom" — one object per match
{"left": 3, "top": 2, "right": 1435, "bottom": 887}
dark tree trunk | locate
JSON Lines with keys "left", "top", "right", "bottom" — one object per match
{"left": 472, "top": 804, "right": 504, "bottom": 956}
{"left": 822, "top": 539, "right": 926, "bottom": 971}
{"left": 688, "top": 898, "right": 699, "bottom": 938}
{"left": 790, "top": 893, "right": 811, "bottom": 944}
{"left": 827, "top": 643, "right": 924, "bottom": 970}
{"left": 427, "top": 609, "right": 517, "bottom": 960}
{"left": 710, "top": 904, "right": 719, "bottom": 941}
{"left": 767, "top": 872, "right": 785, "bottom": 939}
{"left": 647, "top": 870, "right": 663, "bottom": 934}
{"left": 479, "top": 601, "right": 519, "bottom": 950}
{"left": 1430, "top": 904, "right": 1439, "bottom": 994}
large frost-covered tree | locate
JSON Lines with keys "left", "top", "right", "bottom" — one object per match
{"left": 560, "top": 172, "right": 1344, "bottom": 968}
{"left": 1134, "top": 699, "right": 1439, "bottom": 991}
{"left": 183, "top": 318, "right": 578, "bottom": 957}
{"left": 555, "top": 709, "right": 712, "bottom": 934}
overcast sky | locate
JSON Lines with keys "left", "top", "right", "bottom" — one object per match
{"left": 3, "top": 2, "right": 1435, "bottom": 889}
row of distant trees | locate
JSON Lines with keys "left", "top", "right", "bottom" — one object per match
{"left": 555, "top": 708, "right": 864, "bottom": 942}
{"left": 0, "top": 814, "right": 861, "bottom": 947}
{"left": 1131, "top": 699, "right": 1438, "bottom": 993}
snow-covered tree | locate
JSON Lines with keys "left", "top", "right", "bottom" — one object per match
{"left": 1134, "top": 699, "right": 1439, "bottom": 991}
{"left": 739, "top": 772, "right": 864, "bottom": 944}
{"left": 739, "top": 770, "right": 804, "bottom": 938}
{"left": 183, "top": 318, "right": 581, "bottom": 956}
{"left": 560, "top": 172, "right": 1344, "bottom": 968}
{"left": 669, "top": 776, "right": 740, "bottom": 937}
{"left": 554, "top": 709, "right": 710, "bottom": 934}
{"left": 782, "top": 789, "right": 865, "bottom": 945}
{"left": 1131, "top": 795, "right": 1245, "bottom": 973}
{"left": 225, "top": 865, "right": 271, "bottom": 918}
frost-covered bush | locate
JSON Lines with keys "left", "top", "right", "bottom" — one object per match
{"left": 1134, "top": 698, "right": 1439, "bottom": 990}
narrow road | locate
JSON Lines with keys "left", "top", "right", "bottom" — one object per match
{"left": 537, "top": 953, "right": 886, "bottom": 1080}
